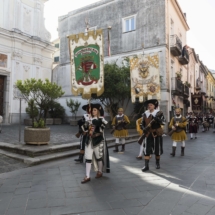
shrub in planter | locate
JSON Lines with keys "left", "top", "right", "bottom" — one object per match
{"left": 16, "top": 78, "right": 64, "bottom": 144}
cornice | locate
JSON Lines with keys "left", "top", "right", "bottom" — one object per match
{"left": 0, "top": 28, "right": 55, "bottom": 52}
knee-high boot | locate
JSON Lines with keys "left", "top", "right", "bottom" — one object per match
{"left": 120, "top": 144, "right": 125, "bottom": 152}
{"left": 181, "top": 147, "right": 185, "bottom": 156}
{"left": 156, "top": 156, "right": 160, "bottom": 169}
{"left": 170, "top": 147, "right": 176, "bottom": 157}
{"left": 74, "top": 154, "right": 84, "bottom": 163}
{"left": 142, "top": 159, "right": 149, "bottom": 172}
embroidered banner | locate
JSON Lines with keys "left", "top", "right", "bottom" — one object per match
{"left": 191, "top": 93, "right": 202, "bottom": 111}
{"left": 130, "top": 54, "right": 160, "bottom": 103}
{"left": 68, "top": 30, "right": 104, "bottom": 99}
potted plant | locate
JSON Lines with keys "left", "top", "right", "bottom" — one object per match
{"left": 184, "top": 81, "right": 191, "bottom": 88}
{"left": 66, "top": 98, "right": 81, "bottom": 125}
{"left": 16, "top": 78, "right": 64, "bottom": 145}
{"left": 176, "top": 72, "right": 182, "bottom": 80}
{"left": 49, "top": 101, "right": 65, "bottom": 125}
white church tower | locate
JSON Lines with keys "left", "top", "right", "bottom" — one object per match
{"left": 0, "top": 0, "right": 55, "bottom": 123}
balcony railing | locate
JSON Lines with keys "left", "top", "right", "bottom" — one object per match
{"left": 170, "top": 35, "right": 182, "bottom": 56}
{"left": 179, "top": 47, "right": 189, "bottom": 65}
{"left": 171, "top": 77, "right": 183, "bottom": 95}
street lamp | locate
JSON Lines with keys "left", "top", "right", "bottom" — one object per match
{"left": 13, "top": 85, "right": 24, "bottom": 142}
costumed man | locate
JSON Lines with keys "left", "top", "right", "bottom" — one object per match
{"left": 202, "top": 115, "right": 209, "bottom": 132}
{"left": 136, "top": 117, "right": 144, "bottom": 160}
{"left": 81, "top": 103, "right": 110, "bottom": 184}
{"left": 140, "top": 99, "right": 165, "bottom": 172}
{"left": 112, "top": 108, "right": 130, "bottom": 153}
{"left": 169, "top": 108, "right": 187, "bottom": 157}
{"left": 189, "top": 113, "right": 198, "bottom": 139}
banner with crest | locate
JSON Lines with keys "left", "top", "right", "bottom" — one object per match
{"left": 68, "top": 30, "right": 104, "bottom": 99}
{"left": 130, "top": 54, "right": 160, "bottom": 103}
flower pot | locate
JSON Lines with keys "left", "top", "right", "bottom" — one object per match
{"left": 24, "top": 127, "right": 50, "bottom": 145}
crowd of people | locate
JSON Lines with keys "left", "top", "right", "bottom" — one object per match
{"left": 73, "top": 100, "right": 215, "bottom": 184}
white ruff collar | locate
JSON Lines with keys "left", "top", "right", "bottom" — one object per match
{"left": 145, "top": 110, "right": 159, "bottom": 118}
{"left": 116, "top": 114, "right": 124, "bottom": 117}
{"left": 175, "top": 115, "right": 182, "bottom": 118}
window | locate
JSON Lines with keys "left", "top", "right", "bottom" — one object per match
{"left": 54, "top": 56, "right": 59, "bottom": 62}
{"left": 0, "top": 54, "right": 7, "bottom": 68}
{"left": 122, "top": 15, "right": 136, "bottom": 33}
{"left": 55, "top": 43, "right": 59, "bottom": 48}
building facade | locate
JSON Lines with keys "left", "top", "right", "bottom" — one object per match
{"left": 53, "top": 0, "right": 192, "bottom": 123}
{"left": 0, "top": 0, "right": 55, "bottom": 123}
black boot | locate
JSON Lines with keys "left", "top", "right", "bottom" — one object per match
{"left": 170, "top": 146, "right": 176, "bottom": 157}
{"left": 142, "top": 160, "right": 149, "bottom": 172}
{"left": 156, "top": 159, "right": 160, "bottom": 169}
{"left": 74, "top": 154, "right": 84, "bottom": 163}
{"left": 120, "top": 144, "right": 125, "bottom": 153}
{"left": 181, "top": 147, "right": 185, "bottom": 156}
{"left": 113, "top": 144, "right": 119, "bottom": 153}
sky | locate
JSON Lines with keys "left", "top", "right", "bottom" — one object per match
{"left": 44, "top": 0, "right": 215, "bottom": 70}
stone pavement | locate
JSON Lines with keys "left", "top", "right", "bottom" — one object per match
{"left": 0, "top": 124, "right": 137, "bottom": 145}
{"left": 0, "top": 154, "right": 28, "bottom": 174}
{"left": 0, "top": 131, "right": 215, "bottom": 215}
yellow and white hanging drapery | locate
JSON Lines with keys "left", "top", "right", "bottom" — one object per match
{"left": 130, "top": 53, "right": 161, "bottom": 103}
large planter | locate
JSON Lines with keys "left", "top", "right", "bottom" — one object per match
{"left": 53, "top": 118, "right": 62, "bottom": 125}
{"left": 24, "top": 127, "right": 50, "bottom": 145}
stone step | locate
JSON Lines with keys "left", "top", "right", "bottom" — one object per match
{"left": 0, "top": 137, "right": 139, "bottom": 165}
{"left": 0, "top": 134, "right": 139, "bottom": 157}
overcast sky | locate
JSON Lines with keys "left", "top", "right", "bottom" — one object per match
{"left": 44, "top": 0, "right": 215, "bottom": 70}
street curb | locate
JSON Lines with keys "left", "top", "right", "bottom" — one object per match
{"left": 0, "top": 135, "right": 139, "bottom": 165}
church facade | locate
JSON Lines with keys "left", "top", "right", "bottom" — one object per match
{"left": 0, "top": 0, "right": 55, "bottom": 123}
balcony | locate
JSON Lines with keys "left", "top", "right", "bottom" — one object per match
{"left": 179, "top": 47, "right": 189, "bottom": 65}
{"left": 171, "top": 77, "right": 183, "bottom": 96}
{"left": 184, "top": 85, "right": 189, "bottom": 97}
{"left": 170, "top": 35, "right": 182, "bottom": 56}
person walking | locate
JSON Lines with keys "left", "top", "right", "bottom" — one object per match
{"left": 169, "top": 108, "right": 187, "bottom": 157}
{"left": 189, "top": 113, "right": 198, "bottom": 139}
{"left": 112, "top": 108, "right": 130, "bottom": 153}
{"left": 139, "top": 99, "right": 165, "bottom": 172}
{"left": 81, "top": 103, "right": 110, "bottom": 184}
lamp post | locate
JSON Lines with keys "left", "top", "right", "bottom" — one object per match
{"left": 13, "top": 85, "right": 24, "bottom": 143}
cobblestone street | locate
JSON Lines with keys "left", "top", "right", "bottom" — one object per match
{"left": 0, "top": 129, "right": 215, "bottom": 215}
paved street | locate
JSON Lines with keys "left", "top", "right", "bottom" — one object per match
{"left": 0, "top": 130, "right": 215, "bottom": 215}
{"left": 0, "top": 155, "right": 28, "bottom": 174}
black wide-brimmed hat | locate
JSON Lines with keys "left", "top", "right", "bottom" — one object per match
{"left": 82, "top": 103, "right": 104, "bottom": 116}
{"left": 144, "top": 99, "right": 159, "bottom": 108}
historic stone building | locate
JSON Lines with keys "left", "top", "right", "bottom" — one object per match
{"left": 0, "top": 0, "right": 55, "bottom": 123}
{"left": 53, "top": 0, "right": 191, "bottom": 122}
